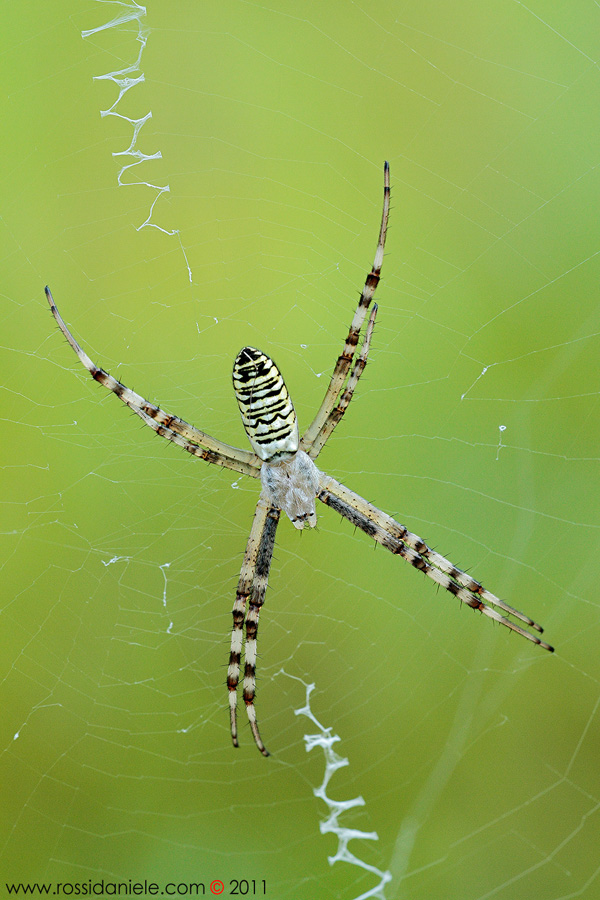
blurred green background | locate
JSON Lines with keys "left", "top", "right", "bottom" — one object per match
{"left": 2, "top": 2, "right": 599, "bottom": 898}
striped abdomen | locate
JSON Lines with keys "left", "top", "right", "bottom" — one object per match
{"left": 233, "top": 347, "right": 299, "bottom": 461}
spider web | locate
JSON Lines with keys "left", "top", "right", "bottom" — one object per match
{"left": 2, "top": 1, "right": 600, "bottom": 898}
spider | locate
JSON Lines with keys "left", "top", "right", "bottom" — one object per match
{"left": 45, "top": 162, "right": 553, "bottom": 757}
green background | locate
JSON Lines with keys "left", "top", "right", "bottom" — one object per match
{"left": 2, "top": 2, "right": 599, "bottom": 898}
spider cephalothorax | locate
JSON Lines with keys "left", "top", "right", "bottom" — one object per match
{"left": 46, "top": 162, "right": 553, "bottom": 758}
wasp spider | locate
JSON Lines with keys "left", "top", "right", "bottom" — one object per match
{"left": 45, "top": 163, "right": 553, "bottom": 756}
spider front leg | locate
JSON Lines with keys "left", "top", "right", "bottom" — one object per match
{"left": 227, "top": 496, "right": 280, "bottom": 756}
{"left": 243, "top": 504, "right": 280, "bottom": 755}
{"left": 318, "top": 473, "right": 554, "bottom": 651}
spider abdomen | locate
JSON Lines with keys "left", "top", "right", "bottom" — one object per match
{"left": 233, "top": 347, "right": 299, "bottom": 460}
{"left": 233, "top": 348, "right": 319, "bottom": 527}
{"left": 260, "top": 450, "right": 320, "bottom": 529}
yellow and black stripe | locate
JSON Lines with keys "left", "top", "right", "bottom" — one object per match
{"left": 233, "top": 347, "right": 299, "bottom": 460}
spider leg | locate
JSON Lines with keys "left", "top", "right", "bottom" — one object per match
{"left": 132, "top": 408, "right": 259, "bottom": 476}
{"left": 317, "top": 473, "right": 554, "bottom": 652}
{"left": 300, "top": 162, "right": 390, "bottom": 455}
{"left": 227, "top": 497, "right": 280, "bottom": 755}
{"left": 243, "top": 503, "right": 280, "bottom": 756}
{"left": 307, "top": 303, "right": 377, "bottom": 459}
{"left": 45, "top": 287, "right": 261, "bottom": 479}
{"left": 228, "top": 498, "right": 270, "bottom": 749}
